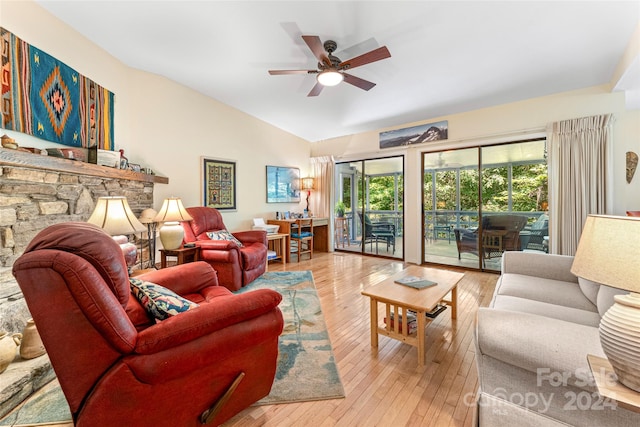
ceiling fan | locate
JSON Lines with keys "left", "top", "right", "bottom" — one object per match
{"left": 268, "top": 35, "right": 391, "bottom": 97}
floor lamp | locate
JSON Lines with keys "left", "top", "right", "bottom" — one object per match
{"left": 139, "top": 208, "right": 158, "bottom": 269}
{"left": 301, "top": 177, "right": 315, "bottom": 215}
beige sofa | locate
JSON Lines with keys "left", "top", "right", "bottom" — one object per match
{"left": 474, "top": 251, "right": 640, "bottom": 426}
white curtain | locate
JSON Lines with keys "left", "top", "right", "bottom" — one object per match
{"left": 547, "top": 114, "right": 614, "bottom": 255}
{"left": 310, "top": 156, "right": 334, "bottom": 219}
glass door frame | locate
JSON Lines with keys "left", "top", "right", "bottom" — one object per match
{"left": 421, "top": 138, "right": 548, "bottom": 271}
{"left": 334, "top": 155, "right": 405, "bottom": 260}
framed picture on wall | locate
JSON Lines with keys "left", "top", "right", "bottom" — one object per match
{"left": 202, "top": 157, "right": 236, "bottom": 210}
{"left": 266, "top": 165, "right": 300, "bottom": 203}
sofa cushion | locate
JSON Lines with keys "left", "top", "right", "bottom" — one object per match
{"left": 596, "top": 285, "right": 627, "bottom": 317}
{"left": 476, "top": 308, "right": 605, "bottom": 386}
{"left": 491, "top": 295, "right": 601, "bottom": 327}
{"left": 130, "top": 278, "right": 199, "bottom": 320}
{"left": 495, "top": 273, "right": 597, "bottom": 312}
{"left": 577, "top": 277, "right": 600, "bottom": 306}
{"left": 207, "top": 230, "right": 244, "bottom": 247}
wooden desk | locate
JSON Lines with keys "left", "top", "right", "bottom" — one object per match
{"left": 159, "top": 246, "right": 200, "bottom": 268}
{"left": 267, "top": 218, "right": 328, "bottom": 262}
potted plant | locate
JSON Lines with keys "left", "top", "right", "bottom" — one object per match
{"left": 335, "top": 201, "right": 346, "bottom": 217}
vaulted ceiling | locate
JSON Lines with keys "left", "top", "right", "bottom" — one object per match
{"left": 36, "top": 1, "right": 640, "bottom": 142}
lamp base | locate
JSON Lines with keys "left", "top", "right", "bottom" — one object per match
{"left": 158, "top": 221, "right": 184, "bottom": 250}
{"left": 599, "top": 292, "right": 640, "bottom": 392}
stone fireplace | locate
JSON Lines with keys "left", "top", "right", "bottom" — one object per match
{"left": 0, "top": 148, "right": 167, "bottom": 417}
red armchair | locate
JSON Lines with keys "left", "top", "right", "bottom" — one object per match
{"left": 182, "top": 206, "right": 267, "bottom": 291}
{"left": 12, "top": 222, "right": 284, "bottom": 427}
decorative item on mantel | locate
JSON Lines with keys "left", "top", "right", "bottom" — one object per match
{"left": 1, "top": 134, "right": 18, "bottom": 149}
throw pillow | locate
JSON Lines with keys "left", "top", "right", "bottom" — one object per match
{"left": 206, "top": 229, "right": 244, "bottom": 247}
{"left": 130, "top": 278, "right": 198, "bottom": 320}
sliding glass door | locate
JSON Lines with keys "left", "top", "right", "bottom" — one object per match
{"left": 335, "top": 156, "right": 404, "bottom": 259}
{"left": 423, "top": 140, "right": 547, "bottom": 271}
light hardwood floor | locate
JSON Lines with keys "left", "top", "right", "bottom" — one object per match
{"left": 224, "top": 251, "right": 499, "bottom": 427}
{"left": 35, "top": 251, "right": 497, "bottom": 427}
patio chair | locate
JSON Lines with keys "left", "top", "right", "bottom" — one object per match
{"left": 453, "top": 214, "right": 528, "bottom": 262}
{"left": 359, "top": 212, "right": 395, "bottom": 254}
{"left": 521, "top": 213, "right": 548, "bottom": 252}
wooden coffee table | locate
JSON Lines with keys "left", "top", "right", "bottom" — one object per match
{"left": 361, "top": 265, "right": 464, "bottom": 366}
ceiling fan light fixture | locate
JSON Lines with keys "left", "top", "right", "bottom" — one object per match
{"left": 317, "top": 70, "right": 343, "bottom": 87}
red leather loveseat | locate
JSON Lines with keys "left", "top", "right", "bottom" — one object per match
{"left": 182, "top": 206, "right": 267, "bottom": 291}
{"left": 12, "top": 222, "right": 284, "bottom": 427}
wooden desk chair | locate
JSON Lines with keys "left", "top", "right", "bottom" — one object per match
{"left": 291, "top": 218, "right": 313, "bottom": 262}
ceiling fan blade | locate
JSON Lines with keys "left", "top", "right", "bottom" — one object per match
{"left": 308, "top": 82, "right": 324, "bottom": 97}
{"left": 269, "top": 69, "right": 317, "bottom": 75}
{"left": 339, "top": 46, "right": 391, "bottom": 70}
{"left": 343, "top": 73, "right": 376, "bottom": 91}
{"left": 302, "top": 35, "right": 331, "bottom": 68}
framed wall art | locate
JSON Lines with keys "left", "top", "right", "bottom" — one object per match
{"left": 379, "top": 120, "right": 448, "bottom": 149}
{"left": 202, "top": 157, "right": 236, "bottom": 210}
{"left": 266, "top": 165, "right": 300, "bottom": 203}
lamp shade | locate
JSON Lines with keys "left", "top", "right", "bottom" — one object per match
{"left": 87, "top": 196, "right": 146, "bottom": 236}
{"left": 153, "top": 198, "right": 193, "bottom": 223}
{"left": 153, "top": 197, "right": 193, "bottom": 250}
{"left": 301, "top": 177, "right": 315, "bottom": 191}
{"left": 570, "top": 215, "right": 640, "bottom": 293}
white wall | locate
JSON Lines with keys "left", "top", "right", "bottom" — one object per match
{"left": 312, "top": 85, "right": 640, "bottom": 263}
{"left": 1, "top": 0, "right": 311, "bottom": 232}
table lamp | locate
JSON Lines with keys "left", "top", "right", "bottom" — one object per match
{"left": 570, "top": 214, "right": 640, "bottom": 392}
{"left": 87, "top": 196, "right": 146, "bottom": 272}
{"left": 154, "top": 197, "right": 193, "bottom": 250}
{"left": 301, "top": 177, "right": 314, "bottom": 214}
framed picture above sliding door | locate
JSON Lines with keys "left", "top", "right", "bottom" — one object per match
{"left": 334, "top": 156, "right": 404, "bottom": 260}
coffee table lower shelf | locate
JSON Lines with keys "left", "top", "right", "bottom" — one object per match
{"left": 362, "top": 265, "right": 463, "bottom": 366}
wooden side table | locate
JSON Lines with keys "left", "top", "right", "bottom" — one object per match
{"left": 587, "top": 354, "right": 640, "bottom": 413}
{"left": 160, "top": 246, "right": 200, "bottom": 268}
{"left": 267, "top": 233, "right": 288, "bottom": 264}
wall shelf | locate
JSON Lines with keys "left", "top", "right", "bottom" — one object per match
{"left": 0, "top": 148, "right": 168, "bottom": 184}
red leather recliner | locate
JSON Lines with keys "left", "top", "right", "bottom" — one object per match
{"left": 182, "top": 207, "right": 267, "bottom": 291}
{"left": 12, "top": 222, "right": 284, "bottom": 427}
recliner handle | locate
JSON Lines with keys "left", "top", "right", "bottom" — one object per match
{"left": 200, "top": 371, "right": 245, "bottom": 424}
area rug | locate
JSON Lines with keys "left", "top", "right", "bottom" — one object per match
{"left": 0, "top": 271, "right": 344, "bottom": 425}
{"left": 236, "top": 270, "right": 345, "bottom": 405}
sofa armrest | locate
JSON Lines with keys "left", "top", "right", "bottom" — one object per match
{"left": 233, "top": 230, "right": 267, "bottom": 245}
{"left": 196, "top": 239, "right": 238, "bottom": 250}
{"left": 501, "top": 251, "right": 577, "bottom": 283}
{"left": 134, "top": 288, "right": 283, "bottom": 355}
{"left": 475, "top": 308, "right": 604, "bottom": 390}
{"left": 134, "top": 261, "right": 218, "bottom": 294}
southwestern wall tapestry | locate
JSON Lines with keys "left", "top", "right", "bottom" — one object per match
{"left": 202, "top": 157, "right": 236, "bottom": 210}
{"left": 1, "top": 28, "right": 115, "bottom": 150}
